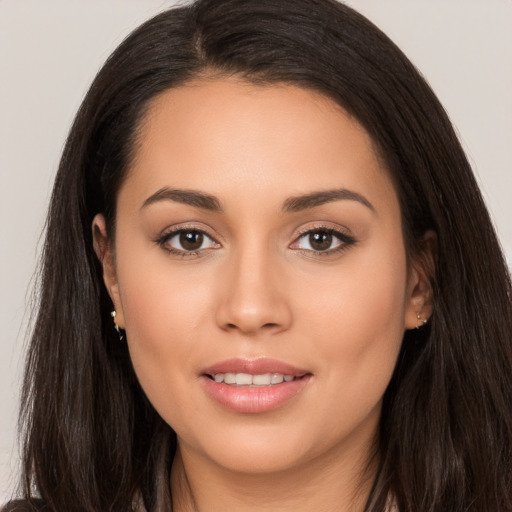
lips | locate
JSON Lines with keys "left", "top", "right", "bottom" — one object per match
{"left": 211, "top": 372, "right": 297, "bottom": 386}
{"left": 201, "top": 358, "right": 311, "bottom": 413}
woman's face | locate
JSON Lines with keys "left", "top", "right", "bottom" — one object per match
{"left": 96, "top": 78, "right": 427, "bottom": 475}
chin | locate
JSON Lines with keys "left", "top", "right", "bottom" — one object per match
{"left": 174, "top": 413, "right": 360, "bottom": 476}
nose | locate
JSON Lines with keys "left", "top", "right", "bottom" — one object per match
{"left": 214, "top": 245, "right": 293, "bottom": 336}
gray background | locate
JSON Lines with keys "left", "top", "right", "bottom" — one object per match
{"left": 1, "top": 0, "right": 511, "bottom": 502}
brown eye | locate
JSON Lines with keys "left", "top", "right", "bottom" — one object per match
{"left": 159, "top": 229, "right": 220, "bottom": 255}
{"left": 179, "top": 231, "right": 204, "bottom": 251}
{"left": 292, "top": 227, "right": 355, "bottom": 254}
{"left": 308, "top": 231, "right": 333, "bottom": 251}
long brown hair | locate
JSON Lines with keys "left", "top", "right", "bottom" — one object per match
{"left": 8, "top": 0, "right": 512, "bottom": 510}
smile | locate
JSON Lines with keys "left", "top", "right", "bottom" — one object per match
{"left": 209, "top": 373, "right": 297, "bottom": 386}
{"left": 201, "top": 359, "right": 311, "bottom": 413}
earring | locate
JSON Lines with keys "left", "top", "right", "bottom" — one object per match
{"left": 110, "top": 310, "right": 124, "bottom": 340}
{"left": 415, "top": 312, "right": 428, "bottom": 330}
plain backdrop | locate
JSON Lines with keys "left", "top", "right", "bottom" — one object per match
{"left": 1, "top": 0, "right": 511, "bottom": 503}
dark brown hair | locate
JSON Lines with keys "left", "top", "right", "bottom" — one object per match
{"left": 8, "top": 0, "right": 512, "bottom": 510}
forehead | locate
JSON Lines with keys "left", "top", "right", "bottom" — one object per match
{"left": 123, "top": 78, "right": 397, "bottom": 213}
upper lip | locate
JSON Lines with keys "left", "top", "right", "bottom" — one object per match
{"left": 202, "top": 358, "right": 310, "bottom": 377}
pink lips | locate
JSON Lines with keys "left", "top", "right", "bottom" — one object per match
{"left": 201, "top": 358, "right": 311, "bottom": 414}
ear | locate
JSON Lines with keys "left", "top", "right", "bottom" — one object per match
{"left": 92, "top": 214, "right": 125, "bottom": 329}
{"left": 404, "top": 230, "right": 437, "bottom": 330}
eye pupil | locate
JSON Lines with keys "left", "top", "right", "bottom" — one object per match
{"left": 309, "top": 231, "right": 332, "bottom": 251}
{"left": 180, "top": 231, "right": 203, "bottom": 251}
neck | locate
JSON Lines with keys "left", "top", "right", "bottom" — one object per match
{"left": 170, "top": 434, "right": 378, "bottom": 512}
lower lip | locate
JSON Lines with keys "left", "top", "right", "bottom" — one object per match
{"left": 201, "top": 375, "right": 311, "bottom": 413}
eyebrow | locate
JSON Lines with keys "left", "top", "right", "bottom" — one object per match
{"left": 141, "top": 186, "right": 374, "bottom": 214}
{"left": 141, "top": 187, "right": 223, "bottom": 211}
{"left": 283, "top": 189, "right": 375, "bottom": 213}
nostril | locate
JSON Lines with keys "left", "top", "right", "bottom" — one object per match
{"left": 224, "top": 321, "right": 281, "bottom": 334}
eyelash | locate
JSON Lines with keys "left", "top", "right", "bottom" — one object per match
{"left": 156, "top": 225, "right": 356, "bottom": 258}
{"left": 156, "top": 226, "right": 219, "bottom": 258}
{"left": 292, "top": 225, "right": 356, "bottom": 257}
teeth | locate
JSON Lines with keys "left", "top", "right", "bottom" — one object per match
{"left": 211, "top": 372, "right": 297, "bottom": 386}
{"left": 270, "top": 373, "right": 284, "bottom": 384}
{"left": 224, "top": 373, "right": 236, "bottom": 384}
{"left": 236, "top": 373, "right": 253, "bottom": 385}
{"left": 253, "top": 373, "right": 273, "bottom": 385}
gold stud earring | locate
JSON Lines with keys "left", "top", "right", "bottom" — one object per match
{"left": 111, "top": 310, "right": 124, "bottom": 340}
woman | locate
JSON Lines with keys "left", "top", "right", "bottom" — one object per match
{"left": 5, "top": 0, "right": 511, "bottom": 510}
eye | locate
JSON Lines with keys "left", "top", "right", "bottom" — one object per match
{"left": 291, "top": 228, "right": 355, "bottom": 254}
{"left": 158, "top": 228, "right": 220, "bottom": 255}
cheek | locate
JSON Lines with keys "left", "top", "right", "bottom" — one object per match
{"left": 297, "top": 241, "right": 407, "bottom": 400}
{"left": 114, "top": 244, "right": 215, "bottom": 412}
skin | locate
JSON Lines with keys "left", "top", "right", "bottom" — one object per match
{"left": 93, "top": 78, "right": 433, "bottom": 511}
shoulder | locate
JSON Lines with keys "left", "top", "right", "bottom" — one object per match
{"left": 1, "top": 500, "right": 46, "bottom": 512}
